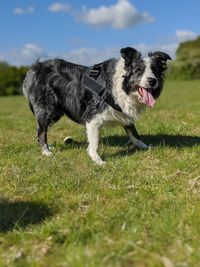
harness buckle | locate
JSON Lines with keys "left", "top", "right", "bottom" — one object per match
{"left": 89, "top": 69, "right": 100, "bottom": 77}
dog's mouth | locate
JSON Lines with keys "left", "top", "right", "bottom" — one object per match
{"left": 136, "top": 86, "right": 156, "bottom": 108}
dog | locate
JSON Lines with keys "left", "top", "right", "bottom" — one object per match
{"left": 23, "top": 47, "right": 171, "bottom": 164}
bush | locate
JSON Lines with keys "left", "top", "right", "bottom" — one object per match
{"left": 167, "top": 61, "right": 200, "bottom": 80}
{"left": 0, "top": 62, "right": 28, "bottom": 96}
{"left": 168, "top": 36, "right": 200, "bottom": 80}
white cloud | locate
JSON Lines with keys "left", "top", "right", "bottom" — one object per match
{"left": 56, "top": 43, "right": 178, "bottom": 65}
{"left": 134, "top": 43, "right": 178, "bottom": 58}
{"left": 0, "top": 44, "right": 46, "bottom": 66}
{"left": 77, "top": 0, "right": 154, "bottom": 29}
{"left": 14, "top": 6, "right": 34, "bottom": 15}
{"left": 51, "top": 47, "right": 120, "bottom": 65}
{"left": 175, "top": 29, "right": 197, "bottom": 42}
{"left": 0, "top": 42, "right": 178, "bottom": 67}
{"left": 70, "top": 37, "right": 85, "bottom": 46}
{"left": 48, "top": 3, "right": 71, "bottom": 13}
{"left": 3, "top": 29, "right": 199, "bottom": 66}
{"left": 19, "top": 44, "right": 44, "bottom": 58}
{"left": 0, "top": 46, "right": 117, "bottom": 66}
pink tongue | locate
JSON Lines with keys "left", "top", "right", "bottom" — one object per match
{"left": 141, "top": 88, "right": 156, "bottom": 108}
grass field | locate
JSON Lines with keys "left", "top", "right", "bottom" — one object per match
{"left": 0, "top": 80, "right": 200, "bottom": 267}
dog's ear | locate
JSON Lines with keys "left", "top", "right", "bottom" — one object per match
{"left": 149, "top": 51, "right": 172, "bottom": 62}
{"left": 149, "top": 51, "right": 172, "bottom": 72}
{"left": 120, "top": 47, "right": 141, "bottom": 65}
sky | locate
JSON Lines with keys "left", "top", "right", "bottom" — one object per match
{"left": 0, "top": 0, "right": 199, "bottom": 66}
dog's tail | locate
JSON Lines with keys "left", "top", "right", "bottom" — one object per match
{"left": 22, "top": 70, "right": 34, "bottom": 98}
{"left": 22, "top": 60, "right": 42, "bottom": 98}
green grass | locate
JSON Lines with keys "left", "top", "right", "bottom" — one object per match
{"left": 0, "top": 80, "right": 200, "bottom": 267}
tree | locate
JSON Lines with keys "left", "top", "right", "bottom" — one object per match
{"left": 0, "top": 62, "right": 28, "bottom": 96}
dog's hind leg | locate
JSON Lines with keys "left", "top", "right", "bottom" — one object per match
{"left": 86, "top": 120, "right": 105, "bottom": 165}
{"left": 37, "top": 124, "right": 52, "bottom": 157}
{"left": 124, "top": 124, "right": 148, "bottom": 149}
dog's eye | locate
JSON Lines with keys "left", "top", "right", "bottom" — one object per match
{"left": 135, "top": 68, "right": 142, "bottom": 76}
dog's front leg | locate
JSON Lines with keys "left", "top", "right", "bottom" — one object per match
{"left": 86, "top": 120, "right": 105, "bottom": 165}
{"left": 124, "top": 124, "right": 148, "bottom": 149}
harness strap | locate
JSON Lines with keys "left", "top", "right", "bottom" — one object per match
{"left": 83, "top": 74, "right": 105, "bottom": 97}
{"left": 83, "top": 65, "right": 122, "bottom": 112}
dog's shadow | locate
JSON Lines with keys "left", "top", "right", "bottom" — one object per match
{"left": 60, "top": 134, "right": 200, "bottom": 149}
{"left": 59, "top": 134, "right": 200, "bottom": 159}
{"left": 101, "top": 134, "right": 200, "bottom": 158}
{"left": 0, "top": 199, "right": 53, "bottom": 233}
{"left": 102, "top": 134, "right": 200, "bottom": 148}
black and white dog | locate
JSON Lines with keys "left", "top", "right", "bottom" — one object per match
{"left": 23, "top": 47, "right": 171, "bottom": 164}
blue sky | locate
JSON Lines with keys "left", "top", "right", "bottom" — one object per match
{"left": 0, "top": 0, "right": 199, "bottom": 66}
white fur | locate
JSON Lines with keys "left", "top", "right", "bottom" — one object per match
{"left": 86, "top": 120, "right": 105, "bottom": 165}
{"left": 86, "top": 57, "right": 148, "bottom": 164}
{"left": 140, "top": 57, "right": 158, "bottom": 88}
{"left": 42, "top": 150, "right": 53, "bottom": 157}
{"left": 112, "top": 57, "right": 145, "bottom": 120}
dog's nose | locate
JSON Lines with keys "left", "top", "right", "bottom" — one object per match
{"left": 147, "top": 77, "right": 157, "bottom": 87}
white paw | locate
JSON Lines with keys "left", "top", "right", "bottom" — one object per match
{"left": 95, "top": 158, "right": 106, "bottom": 165}
{"left": 42, "top": 150, "right": 53, "bottom": 157}
{"left": 136, "top": 140, "right": 149, "bottom": 150}
{"left": 87, "top": 148, "right": 105, "bottom": 165}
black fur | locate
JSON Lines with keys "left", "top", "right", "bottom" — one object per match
{"left": 24, "top": 58, "right": 116, "bottom": 126}
{"left": 120, "top": 47, "right": 141, "bottom": 66}
{"left": 149, "top": 52, "right": 172, "bottom": 98}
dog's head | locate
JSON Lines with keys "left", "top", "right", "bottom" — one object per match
{"left": 120, "top": 47, "right": 171, "bottom": 108}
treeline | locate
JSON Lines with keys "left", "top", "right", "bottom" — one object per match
{"left": 167, "top": 36, "right": 200, "bottom": 79}
{"left": 0, "top": 62, "right": 28, "bottom": 96}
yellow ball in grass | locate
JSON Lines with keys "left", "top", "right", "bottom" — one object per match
{"left": 63, "top": 136, "right": 73, "bottom": 144}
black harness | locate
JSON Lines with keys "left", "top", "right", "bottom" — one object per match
{"left": 82, "top": 63, "right": 122, "bottom": 112}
